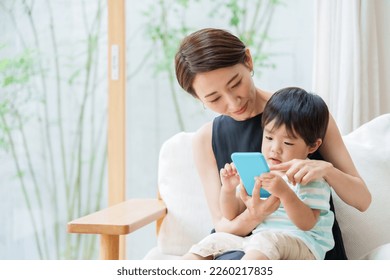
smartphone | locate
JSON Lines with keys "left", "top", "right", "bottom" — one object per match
{"left": 231, "top": 152, "right": 270, "bottom": 198}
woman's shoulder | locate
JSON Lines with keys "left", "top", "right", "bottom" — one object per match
{"left": 193, "top": 121, "right": 212, "bottom": 148}
{"left": 192, "top": 121, "right": 216, "bottom": 167}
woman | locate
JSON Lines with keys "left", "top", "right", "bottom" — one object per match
{"left": 174, "top": 28, "right": 371, "bottom": 259}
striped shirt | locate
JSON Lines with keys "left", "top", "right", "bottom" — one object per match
{"left": 252, "top": 177, "right": 335, "bottom": 259}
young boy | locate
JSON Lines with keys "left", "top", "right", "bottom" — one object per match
{"left": 183, "top": 87, "right": 335, "bottom": 260}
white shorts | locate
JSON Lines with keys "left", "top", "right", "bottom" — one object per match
{"left": 189, "top": 231, "right": 315, "bottom": 260}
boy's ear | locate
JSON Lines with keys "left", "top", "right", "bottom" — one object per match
{"left": 308, "top": 138, "right": 323, "bottom": 154}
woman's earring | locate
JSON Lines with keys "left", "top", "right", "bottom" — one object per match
{"left": 251, "top": 70, "right": 254, "bottom": 77}
{"left": 202, "top": 103, "right": 206, "bottom": 110}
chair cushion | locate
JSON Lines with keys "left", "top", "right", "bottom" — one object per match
{"left": 157, "top": 132, "right": 213, "bottom": 256}
{"left": 335, "top": 114, "right": 390, "bottom": 259}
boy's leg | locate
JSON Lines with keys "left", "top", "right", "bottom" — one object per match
{"left": 245, "top": 231, "right": 316, "bottom": 260}
{"left": 210, "top": 229, "right": 244, "bottom": 259}
{"left": 186, "top": 232, "right": 244, "bottom": 260}
{"left": 243, "top": 231, "right": 280, "bottom": 260}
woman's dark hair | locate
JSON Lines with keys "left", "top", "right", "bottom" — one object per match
{"left": 175, "top": 28, "right": 247, "bottom": 97}
{"left": 262, "top": 87, "right": 329, "bottom": 146}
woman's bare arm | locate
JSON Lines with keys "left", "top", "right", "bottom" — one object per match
{"left": 271, "top": 114, "right": 371, "bottom": 211}
{"left": 319, "top": 115, "right": 371, "bottom": 211}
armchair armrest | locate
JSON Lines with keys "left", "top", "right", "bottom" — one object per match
{"left": 67, "top": 198, "right": 167, "bottom": 259}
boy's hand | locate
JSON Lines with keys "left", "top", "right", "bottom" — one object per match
{"left": 259, "top": 173, "right": 292, "bottom": 200}
{"left": 220, "top": 163, "right": 241, "bottom": 193}
{"left": 239, "top": 178, "right": 280, "bottom": 219}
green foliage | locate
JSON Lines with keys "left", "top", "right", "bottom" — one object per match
{"left": 144, "top": 1, "right": 191, "bottom": 75}
{"left": 143, "top": 0, "right": 281, "bottom": 130}
{"left": 210, "top": 0, "right": 282, "bottom": 72}
{"left": 0, "top": 50, "right": 34, "bottom": 87}
{"left": 0, "top": 48, "right": 36, "bottom": 152}
{"left": 0, "top": 0, "right": 106, "bottom": 260}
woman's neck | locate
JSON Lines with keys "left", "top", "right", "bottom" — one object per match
{"left": 253, "top": 87, "right": 272, "bottom": 115}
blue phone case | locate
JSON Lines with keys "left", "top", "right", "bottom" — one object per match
{"left": 231, "top": 152, "right": 270, "bottom": 198}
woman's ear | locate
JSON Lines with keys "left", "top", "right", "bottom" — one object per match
{"left": 308, "top": 138, "right": 323, "bottom": 154}
{"left": 244, "top": 48, "right": 254, "bottom": 71}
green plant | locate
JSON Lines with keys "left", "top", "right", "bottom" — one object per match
{"left": 143, "top": 0, "right": 192, "bottom": 131}
{"left": 143, "top": 0, "right": 281, "bottom": 131}
{"left": 0, "top": 0, "right": 107, "bottom": 259}
{"left": 211, "top": 0, "right": 282, "bottom": 73}
{"left": 0, "top": 48, "right": 51, "bottom": 258}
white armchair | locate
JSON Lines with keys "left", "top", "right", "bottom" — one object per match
{"left": 68, "top": 114, "right": 390, "bottom": 260}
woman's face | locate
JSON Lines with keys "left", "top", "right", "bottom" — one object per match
{"left": 192, "top": 63, "right": 260, "bottom": 121}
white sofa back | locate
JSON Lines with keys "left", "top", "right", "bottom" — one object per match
{"left": 157, "top": 132, "right": 213, "bottom": 256}
{"left": 333, "top": 114, "right": 390, "bottom": 259}
{"left": 154, "top": 114, "right": 390, "bottom": 260}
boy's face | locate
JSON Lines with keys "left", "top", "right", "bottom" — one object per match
{"left": 262, "top": 120, "right": 319, "bottom": 166}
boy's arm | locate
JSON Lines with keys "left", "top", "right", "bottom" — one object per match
{"left": 260, "top": 173, "right": 321, "bottom": 231}
{"left": 219, "top": 186, "right": 245, "bottom": 220}
{"left": 281, "top": 190, "right": 320, "bottom": 231}
{"left": 219, "top": 164, "right": 245, "bottom": 220}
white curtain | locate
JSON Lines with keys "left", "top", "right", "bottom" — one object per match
{"left": 313, "top": 0, "right": 390, "bottom": 135}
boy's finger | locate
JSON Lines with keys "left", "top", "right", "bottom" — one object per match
{"left": 239, "top": 184, "right": 249, "bottom": 202}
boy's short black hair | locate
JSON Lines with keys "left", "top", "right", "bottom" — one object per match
{"left": 262, "top": 87, "right": 329, "bottom": 147}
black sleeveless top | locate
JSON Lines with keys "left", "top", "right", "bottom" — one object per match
{"left": 212, "top": 113, "right": 347, "bottom": 260}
